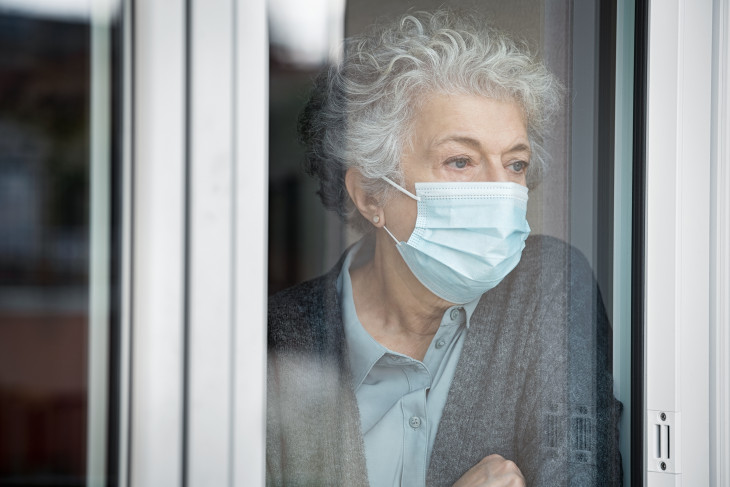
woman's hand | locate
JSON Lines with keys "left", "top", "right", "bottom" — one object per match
{"left": 451, "top": 454, "right": 526, "bottom": 487}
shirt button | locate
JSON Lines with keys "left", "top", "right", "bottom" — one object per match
{"left": 409, "top": 416, "right": 422, "bottom": 429}
{"left": 435, "top": 338, "right": 446, "bottom": 349}
{"left": 449, "top": 308, "right": 460, "bottom": 321}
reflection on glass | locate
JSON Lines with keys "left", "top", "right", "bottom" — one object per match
{"left": 268, "top": 0, "right": 345, "bottom": 68}
{"left": 268, "top": 0, "right": 348, "bottom": 296}
{"left": 0, "top": 6, "right": 90, "bottom": 486}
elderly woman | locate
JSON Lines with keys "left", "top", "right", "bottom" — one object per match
{"left": 267, "top": 10, "right": 621, "bottom": 487}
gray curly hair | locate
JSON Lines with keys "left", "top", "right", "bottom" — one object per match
{"left": 298, "top": 9, "right": 563, "bottom": 234}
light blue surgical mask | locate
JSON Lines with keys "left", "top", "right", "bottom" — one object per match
{"left": 381, "top": 177, "right": 531, "bottom": 304}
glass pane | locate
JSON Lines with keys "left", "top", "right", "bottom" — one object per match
{"left": 267, "top": 1, "right": 632, "bottom": 485}
{"left": 0, "top": 1, "right": 120, "bottom": 485}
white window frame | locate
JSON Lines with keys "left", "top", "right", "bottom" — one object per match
{"left": 710, "top": 0, "right": 730, "bottom": 485}
{"left": 121, "top": 0, "right": 730, "bottom": 485}
{"left": 129, "top": 0, "right": 187, "bottom": 483}
{"left": 124, "top": 0, "right": 267, "bottom": 485}
{"left": 644, "top": 0, "right": 729, "bottom": 485}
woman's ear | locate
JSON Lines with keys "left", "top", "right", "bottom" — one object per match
{"left": 345, "top": 168, "right": 384, "bottom": 228}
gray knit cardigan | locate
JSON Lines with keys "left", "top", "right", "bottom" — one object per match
{"left": 267, "top": 235, "right": 622, "bottom": 486}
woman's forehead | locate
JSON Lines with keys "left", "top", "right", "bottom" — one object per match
{"left": 408, "top": 94, "right": 528, "bottom": 144}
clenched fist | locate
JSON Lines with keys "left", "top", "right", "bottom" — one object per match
{"left": 452, "top": 454, "right": 526, "bottom": 487}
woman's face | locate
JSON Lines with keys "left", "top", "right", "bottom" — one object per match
{"left": 383, "top": 93, "right": 530, "bottom": 241}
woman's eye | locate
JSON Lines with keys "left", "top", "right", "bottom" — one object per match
{"left": 447, "top": 158, "right": 469, "bottom": 169}
{"left": 509, "top": 160, "right": 528, "bottom": 173}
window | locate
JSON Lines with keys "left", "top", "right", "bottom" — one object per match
{"left": 267, "top": 1, "right": 635, "bottom": 485}
{"left": 0, "top": 0, "right": 121, "bottom": 484}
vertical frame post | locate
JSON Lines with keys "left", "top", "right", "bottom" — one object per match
{"left": 644, "top": 0, "right": 712, "bottom": 484}
{"left": 710, "top": 0, "right": 730, "bottom": 484}
{"left": 88, "top": 0, "right": 117, "bottom": 484}
{"left": 131, "top": 0, "right": 188, "bottom": 484}
{"left": 232, "top": 0, "right": 268, "bottom": 484}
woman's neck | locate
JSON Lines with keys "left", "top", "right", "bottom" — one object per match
{"left": 349, "top": 230, "right": 452, "bottom": 360}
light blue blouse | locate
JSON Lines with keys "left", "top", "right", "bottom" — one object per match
{"left": 337, "top": 240, "right": 479, "bottom": 487}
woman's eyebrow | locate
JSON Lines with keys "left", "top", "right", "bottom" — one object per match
{"left": 506, "top": 143, "right": 532, "bottom": 155}
{"left": 433, "top": 136, "right": 532, "bottom": 155}
{"left": 432, "top": 135, "right": 483, "bottom": 150}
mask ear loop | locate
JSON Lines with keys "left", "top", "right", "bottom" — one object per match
{"left": 382, "top": 225, "right": 401, "bottom": 245}
{"left": 380, "top": 176, "right": 419, "bottom": 245}
{"left": 381, "top": 176, "right": 420, "bottom": 201}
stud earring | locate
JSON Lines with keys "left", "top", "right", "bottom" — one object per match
{"left": 373, "top": 215, "right": 380, "bottom": 223}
